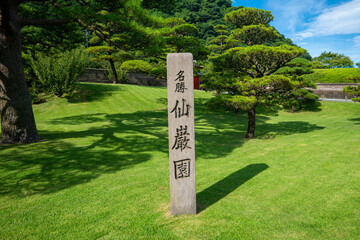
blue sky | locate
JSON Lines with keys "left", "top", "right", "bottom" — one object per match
{"left": 232, "top": 0, "right": 360, "bottom": 64}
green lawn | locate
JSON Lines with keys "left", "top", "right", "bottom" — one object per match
{"left": 1, "top": 83, "right": 359, "bottom": 239}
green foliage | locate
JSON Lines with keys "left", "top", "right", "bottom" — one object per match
{"left": 207, "top": 24, "right": 230, "bottom": 55}
{"left": 298, "top": 51, "right": 312, "bottom": 61}
{"left": 303, "top": 68, "right": 360, "bottom": 83}
{"left": 213, "top": 45, "right": 305, "bottom": 78}
{"left": 173, "top": 24, "right": 199, "bottom": 36}
{"left": 313, "top": 51, "right": 354, "bottom": 68}
{"left": 229, "top": 24, "right": 280, "bottom": 46}
{"left": 142, "top": 0, "right": 176, "bottom": 13}
{"left": 18, "top": 3, "right": 85, "bottom": 55}
{"left": 149, "top": 67, "right": 167, "bottom": 79}
{"left": 120, "top": 60, "right": 152, "bottom": 73}
{"left": 356, "top": 62, "right": 360, "bottom": 68}
{"left": 154, "top": 0, "right": 234, "bottom": 40}
{"left": 276, "top": 58, "right": 319, "bottom": 112}
{"left": 163, "top": 17, "right": 187, "bottom": 28}
{"left": 343, "top": 75, "right": 360, "bottom": 102}
{"left": 160, "top": 21, "right": 209, "bottom": 60}
{"left": 78, "top": 0, "right": 162, "bottom": 82}
{"left": 29, "top": 48, "right": 87, "bottom": 97}
{"left": 282, "top": 88, "right": 319, "bottom": 111}
{"left": 276, "top": 58, "right": 314, "bottom": 76}
{"left": 225, "top": 7, "right": 274, "bottom": 28}
{"left": 204, "top": 7, "right": 307, "bottom": 137}
{"left": 343, "top": 85, "right": 360, "bottom": 102}
{"left": 311, "top": 61, "right": 327, "bottom": 69}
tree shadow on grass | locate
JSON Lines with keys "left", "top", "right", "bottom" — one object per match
{"left": 0, "top": 99, "right": 324, "bottom": 197}
{"left": 197, "top": 163, "right": 269, "bottom": 212}
{"left": 348, "top": 118, "right": 360, "bottom": 125}
{"left": 0, "top": 141, "right": 150, "bottom": 197}
{"left": 66, "top": 83, "right": 122, "bottom": 103}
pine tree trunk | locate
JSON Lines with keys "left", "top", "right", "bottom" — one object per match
{"left": 246, "top": 107, "right": 256, "bottom": 138}
{"left": 109, "top": 59, "right": 118, "bottom": 84}
{"left": 0, "top": 6, "right": 40, "bottom": 144}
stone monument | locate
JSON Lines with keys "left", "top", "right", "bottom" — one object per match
{"left": 167, "top": 53, "right": 196, "bottom": 215}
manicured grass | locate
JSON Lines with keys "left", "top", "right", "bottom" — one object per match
{"left": 303, "top": 68, "right": 360, "bottom": 83}
{"left": 1, "top": 83, "right": 359, "bottom": 239}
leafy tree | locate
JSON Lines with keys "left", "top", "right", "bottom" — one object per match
{"left": 343, "top": 75, "right": 360, "bottom": 102}
{"left": 224, "top": 7, "right": 274, "bottom": 28}
{"left": 202, "top": 8, "right": 305, "bottom": 138}
{"left": 160, "top": 18, "right": 209, "bottom": 60}
{"left": 154, "top": 0, "right": 234, "bottom": 40}
{"left": 207, "top": 24, "right": 229, "bottom": 54}
{"left": 297, "top": 51, "right": 312, "bottom": 61}
{"left": 142, "top": 0, "right": 176, "bottom": 13}
{"left": 0, "top": 0, "right": 154, "bottom": 144}
{"left": 276, "top": 58, "right": 318, "bottom": 112}
{"left": 120, "top": 60, "right": 152, "bottom": 73}
{"left": 313, "top": 51, "right": 354, "bottom": 68}
{"left": 228, "top": 24, "right": 279, "bottom": 46}
{"left": 356, "top": 62, "right": 360, "bottom": 68}
{"left": 276, "top": 58, "right": 313, "bottom": 76}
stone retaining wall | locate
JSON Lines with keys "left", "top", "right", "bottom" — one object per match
{"left": 77, "top": 68, "right": 166, "bottom": 86}
{"left": 126, "top": 72, "right": 166, "bottom": 87}
{"left": 311, "top": 83, "right": 359, "bottom": 99}
{"left": 77, "top": 69, "right": 359, "bottom": 99}
{"left": 77, "top": 68, "right": 112, "bottom": 83}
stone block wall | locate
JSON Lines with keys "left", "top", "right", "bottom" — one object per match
{"left": 77, "top": 69, "right": 359, "bottom": 99}
{"left": 77, "top": 68, "right": 112, "bottom": 83}
{"left": 311, "top": 83, "right": 359, "bottom": 99}
{"left": 126, "top": 72, "right": 166, "bottom": 87}
{"left": 77, "top": 68, "right": 166, "bottom": 86}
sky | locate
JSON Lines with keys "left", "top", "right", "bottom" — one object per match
{"left": 232, "top": 0, "right": 360, "bottom": 64}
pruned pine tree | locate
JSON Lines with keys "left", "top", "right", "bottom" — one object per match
{"left": 275, "top": 58, "right": 318, "bottom": 112}
{"left": 160, "top": 17, "right": 209, "bottom": 60}
{"left": 203, "top": 8, "right": 305, "bottom": 138}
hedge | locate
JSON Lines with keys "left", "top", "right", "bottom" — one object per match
{"left": 302, "top": 68, "right": 360, "bottom": 83}
{"left": 120, "top": 60, "right": 152, "bottom": 73}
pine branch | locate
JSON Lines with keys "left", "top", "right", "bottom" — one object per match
{"left": 21, "top": 18, "right": 68, "bottom": 27}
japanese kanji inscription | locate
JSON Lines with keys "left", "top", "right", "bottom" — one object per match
{"left": 167, "top": 53, "right": 196, "bottom": 215}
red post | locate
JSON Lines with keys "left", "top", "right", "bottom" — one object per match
{"left": 194, "top": 76, "right": 199, "bottom": 90}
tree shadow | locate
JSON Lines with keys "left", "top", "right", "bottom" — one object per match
{"left": 256, "top": 121, "right": 325, "bottom": 139}
{"left": 300, "top": 101, "right": 322, "bottom": 112}
{"left": 0, "top": 139, "right": 151, "bottom": 197}
{"left": 66, "top": 83, "right": 121, "bottom": 103}
{"left": 197, "top": 163, "right": 269, "bottom": 212}
{"left": 0, "top": 98, "right": 324, "bottom": 197}
{"left": 348, "top": 118, "right": 360, "bottom": 125}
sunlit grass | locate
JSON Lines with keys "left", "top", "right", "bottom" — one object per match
{"left": 0, "top": 83, "right": 359, "bottom": 239}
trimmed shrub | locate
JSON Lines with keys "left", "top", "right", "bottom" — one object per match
{"left": 30, "top": 48, "right": 87, "bottom": 97}
{"left": 120, "top": 60, "right": 152, "bottom": 73}
{"left": 149, "top": 67, "right": 166, "bottom": 79}
{"left": 303, "top": 68, "right": 360, "bottom": 83}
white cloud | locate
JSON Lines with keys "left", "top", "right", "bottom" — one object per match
{"left": 266, "top": 0, "right": 326, "bottom": 32}
{"left": 354, "top": 35, "right": 360, "bottom": 47}
{"left": 296, "top": 0, "right": 360, "bottom": 39}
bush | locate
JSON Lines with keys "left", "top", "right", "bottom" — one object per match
{"left": 30, "top": 48, "right": 87, "bottom": 97}
{"left": 303, "top": 68, "right": 360, "bottom": 83}
{"left": 149, "top": 67, "right": 167, "bottom": 79}
{"left": 120, "top": 60, "right": 152, "bottom": 73}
